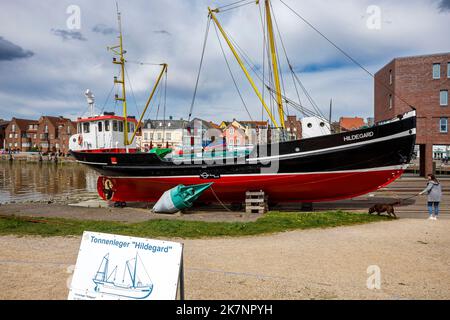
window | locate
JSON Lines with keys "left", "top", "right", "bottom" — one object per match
{"left": 78, "top": 123, "right": 82, "bottom": 133}
{"left": 441, "top": 90, "right": 448, "bottom": 106}
{"left": 83, "top": 122, "right": 90, "bottom": 133}
{"left": 9, "top": 133, "right": 12, "bottom": 138}
{"left": 440, "top": 118, "right": 448, "bottom": 133}
{"left": 389, "top": 94, "right": 393, "bottom": 109}
{"left": 448, "top": 62, "right": 450, "bottom": 78}
{"left": 67, "top": 126, "right": 71, "bottom": 134}
{"left": 112, "top": 120, "right": 118, "bottom": 131}
{"left": 389, "top": 69, "right": 393, "bottom": 85}
{"left": 44, "top": 125, "right": 48, "bottom": 133}
{"left": 144, "top": 132, "right": 148, "bottom": 140}
{"left": 98, "top": 122, "right": 103, "bottom": 132}
{"left": 33, "top": 134, "right": 36, "bottom": 139}
{"left": 118, "top": 121, "right": 123, "bottom": 132}
{"left": 150, "top": 133, "right": 154, "bottom": 140}
{"left": 129, "top": 123, "right": 134, "bottom": 133}
{"left": 157, "top": 133, "right": 162, "bottom": 140}
{"left": 166, "top": 133, "right": 171, "bottom": 140}
{"left": 14, "top": 133, "right": 18, "bottom": 138}
{"left": 433, "top": 63, "right": 441, "bottom": 79}
{"left": 229, "top": 128, "right": 234, "bottom": 134}
{"left": 105, "top": 120, "right": 110, "bottom": 131}
{"left": 11, "top": 124, "right": 15, "bottom": 132}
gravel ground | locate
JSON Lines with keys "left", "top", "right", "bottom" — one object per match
{"left": 1, "top": 218, "right": 449, "bottom": 300}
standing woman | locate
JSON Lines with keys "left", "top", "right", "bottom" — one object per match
{"left": 419, "top": 174, "right": 442, "bottom": 220}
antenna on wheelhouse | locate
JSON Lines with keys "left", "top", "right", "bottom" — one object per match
{"left": 84, "top": 89, "right": 95, "bottom": 117}
{"left": 108, "top": 2, "right": 130, "bottom": 151}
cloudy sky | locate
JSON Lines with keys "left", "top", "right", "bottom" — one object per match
{"left": 0, "top": 0, "right": 449, "bottom": 124}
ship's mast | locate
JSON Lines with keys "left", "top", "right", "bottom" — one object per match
{"left": 264, "top": 0, "right": 285, "bottom": 128}
{"left": 208, "top": 7, "right": 280, "bottom": 128}
{"left": 109, "top": 4, "right": 129, "bottom": 149}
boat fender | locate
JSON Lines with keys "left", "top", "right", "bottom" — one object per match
{"left": 78, "top": 135, "right": 83, "bottom": 145}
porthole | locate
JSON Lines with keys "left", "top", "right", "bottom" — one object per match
{"left": 320, "top": 122, "right": 325, "bottom": 127}
{"left": 307, "top": 123, "right": 312, "bottom": 128}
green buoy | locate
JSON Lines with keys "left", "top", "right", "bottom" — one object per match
{"left": 152, "top": 183, "right": 213, "bottom": 213}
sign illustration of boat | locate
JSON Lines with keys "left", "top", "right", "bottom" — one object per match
{"left": 93, "top": 253, "right": 153, "bottom": 299}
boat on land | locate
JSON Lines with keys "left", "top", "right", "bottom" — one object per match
{"left": 70, "top": 1, "right": 416, "bottom": 204}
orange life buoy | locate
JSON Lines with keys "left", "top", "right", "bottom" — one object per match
{"left": 78, "top": 135, "right": 83, "bottom": 145}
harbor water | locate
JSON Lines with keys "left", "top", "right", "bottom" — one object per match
{"left": 0, "top": 161, "right": 98, "bottom": 204}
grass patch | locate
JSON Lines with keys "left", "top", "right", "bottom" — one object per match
{"left": 0, "top": 211, "right": 390, "bottom": 239}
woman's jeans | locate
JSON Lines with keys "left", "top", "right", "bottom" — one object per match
{"left": 428, "top": 202, "right": 440, "bottom": 216}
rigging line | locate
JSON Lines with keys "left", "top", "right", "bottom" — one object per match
{"left": 149, "top": 82, "right": 163, "bottom": 145}
{"left": 291, "top": 70, "right": 324, "bottom": 119}
{"left": 217, "top": 0, "right": 250, "bottom": 10}
{"left": 124, "top": 65, "right": 141, "bottom": 117}
{"left": 258, "top": 1, "right": 267, "bottom": 122}
{"left": 217, "top": 0, "right": 255, "bottom": 13}
{"left": 266, "top": 86, "right": 320, "bottom": 118}
{"left": 99, "top": 84, "right": 115, "bottom": 114}
{"left": 279, "top": 0, "right": 415, "bottom": 110}
{"left": 125, "top": 60, "right": 164, "bottom": 66}
{"left": 268, "top": 1, "right": 290, "bottom": 119}
{"left": 162, "top": 71, "right": 168, "bottom": 144}
{"left": 212, "top": 22, "right": 253, "bottom": 121}
{"left": 188, "top": 17, "right": 211, "bottom": 122}
{"left": 270, "top": 1, "right": 326, "bottom": 121}
{"left": 269, "top": 2, "right": 304, "bottom": 118}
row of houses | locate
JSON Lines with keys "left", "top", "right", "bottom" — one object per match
{"left": 0, "top": 114, "right": 371, "bottom": 154}
{"left": 1, "top": 116, "right": 76, "bottom": 154}
{"left": 138, "top": 115, "right": 305, "bottom": 151}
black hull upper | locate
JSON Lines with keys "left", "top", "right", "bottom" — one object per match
{"left": 71, "top": 112, "right": 416, "bottom": 177}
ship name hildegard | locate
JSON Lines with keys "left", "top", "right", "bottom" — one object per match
{"left": 343, "top": 131, "right": 374, "bottom": 142}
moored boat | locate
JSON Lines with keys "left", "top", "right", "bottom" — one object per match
{"left": 70, "top": 1, "right": 417, "bottom": 205}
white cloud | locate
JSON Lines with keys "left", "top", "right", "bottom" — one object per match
{"left": 0, "top": 0, "right": 449, "bottom": 124}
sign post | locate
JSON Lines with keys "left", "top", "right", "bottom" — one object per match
{"left": 68, "top": 231, "right": 184, "bottom": 300}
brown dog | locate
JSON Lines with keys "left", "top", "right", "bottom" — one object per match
{"left": 368, "top": 204, "right": 397, "bottom": 218}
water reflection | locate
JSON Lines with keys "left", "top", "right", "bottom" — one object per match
{"left": 0, "top": 161, "right": 98, "bottom": 203}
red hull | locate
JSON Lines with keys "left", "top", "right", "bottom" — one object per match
{"left": 97, "top": 167, "right": 404, "bottom": 203}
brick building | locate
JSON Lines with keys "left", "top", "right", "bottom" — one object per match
{"left": 3, "top": 116, "right": 75, "bottom": 154}
{"left": 374, "top": 52, "right": 450, "bottom": 176}
{"left": 0, "top": 119, "right": 9, "bottom": 149}
{"left": 285, "top": 115, "right": 302, "bottom": 140}
{"left": 37, "top": 116, "right": 76, "bottom": 154}
{"left": 4, "top": 118, "right": 39, "bottom": 152}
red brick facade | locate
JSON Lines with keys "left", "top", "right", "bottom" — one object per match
{"left": 285, "top": 115, "right": 302, "bottom": 140}
{"left": 37, "top": 116, "right": 76, "bottom": 154}
{"left": 4, "top": 118, "right": 39, "bottom": 152}
{"left": 375, "top": 53, "right": 450, "bottom": 175}
{"left": 3, "top": 116, "right": 75, "bottom": 154}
